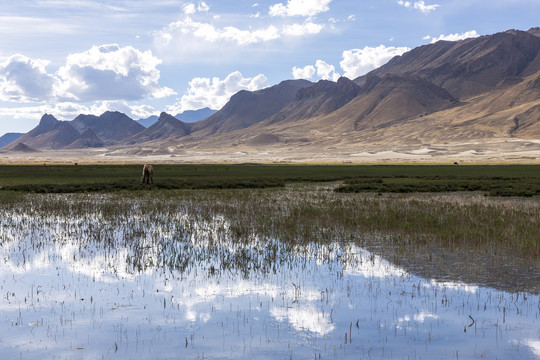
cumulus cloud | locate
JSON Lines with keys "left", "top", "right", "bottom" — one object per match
{"left": 397, "top": 0, "right": 439, "bottom": 13}
{"left": 183, "top": 1, "right": 210, "bottom": 15}
{"left": 292, "top": 60, "right": 339, "bottom": 81}
{"left": 340, "top": 45, "right": 410, "bottom": 79}
{"left": 158, "top": 17, "right": 281, "bottom": 46}
{"left": 269, "top": 0, "right": 332, "bottom": 17}
{"left": 166, "top": 71, "right": 268, "bottom": 114}
{"left": 315, "top": 60, "right": 340, "bottom": 81}
{"left": 87, "top": 100, "right": 157, "bottom": 119}
{"left": 0, "top": 54, "right": 58, "bottom": 102}
{"left": 0, "top": 100, "right": 155, "bottom": 122}
{"left": 157, "top": 16, "right": 324, "bottom": 47}
{"left": 56, "top": 44, "right": 174, "bottom": 102}
{"left": 183, "top": 3, "right": 196, "bottom": 14}
{"left": 0, "top": 45, "right": 172, "bottom": 104}
{"left": 292, "top": 65, "right": 316, "bottom": 79}
{"left": 425, "top": 30, "right": 480, "bottom": 43}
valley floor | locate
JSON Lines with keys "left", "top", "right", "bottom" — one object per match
{"left": 1, "top": 138, "right": 539, "bottom": 164}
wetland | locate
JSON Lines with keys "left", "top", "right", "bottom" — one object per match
{"left": 0, "top": 164, "right": 539, "bottom": 359}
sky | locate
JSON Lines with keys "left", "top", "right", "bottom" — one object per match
{"left": 0, "top": 0, "right": 539, "bottom": 134}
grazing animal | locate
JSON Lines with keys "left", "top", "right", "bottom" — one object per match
{"left": 454, "top": 162, "right": 459, "bottom": 165}
{"left": 141, "top": 164, "right": 154, "bottom": 184}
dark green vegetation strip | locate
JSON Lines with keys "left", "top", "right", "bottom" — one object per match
{"left": 0, "top": 164, "right": 539, "bottom": 196}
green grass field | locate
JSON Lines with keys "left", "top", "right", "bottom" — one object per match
{"left": 0, "top": 163, "right": 539, "bottom": 195}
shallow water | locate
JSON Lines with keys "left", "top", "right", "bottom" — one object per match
{"left": 0, "top": 206, "right": 538, "bottom": 359}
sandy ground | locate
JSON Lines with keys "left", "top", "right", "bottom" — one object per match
{"left": 0, "top": 139, "right": 539, "bottom": 164}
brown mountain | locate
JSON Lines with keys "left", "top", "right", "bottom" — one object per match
{"left": 64, "top": 129, "right": 106, "bottom": 149}
{"left": 127, "top": 112, "right": 190, "bottom": 144}
{"left": 6, "top": 28, "right": 540, "bottom": 157}
{"left": 358, "top": 28, "right": 540, "bottom": 98}
{"left": 6, "top": 114, "right": 81, "bottom": 150}
{"left": 6, "top": 111, "right": 146, "bottom": 151}
{"left": 71, "top": 111, "right": 144, "bottom": 142}
{"left": 189, "top": 79, "right": 312, "bottom": 137}
{"left": 166, "top": 28, "right": 540, "bottom": 151}
{"left": 237, "top": 73, "right": 457, "bottom": 146}
{"left": 264, "top": 77, "right": 360, "bottom": 125}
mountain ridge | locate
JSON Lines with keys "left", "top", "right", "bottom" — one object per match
{"left": 3, "top": 28, "right": 540, "bottom": 156}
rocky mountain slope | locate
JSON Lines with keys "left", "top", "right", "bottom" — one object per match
{"left": 137, "top": 107, "right": 217, "bottom": 128}
{"left": 3, "top": 28, "right": 540, "bottom": 156}
{"left": 71, "top": 111, "right": 144, "bottom": 142}
{"left": 128, "top": 112, "right": 190, "bottom": 144}
{"left": 189, "top": 79, "right": 312, "bottom": 137}
{"left": 357, "top": 28, "right": 540, "bottom": 98}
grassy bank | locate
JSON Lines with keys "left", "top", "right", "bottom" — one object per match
{"left": 0, "top": 164, "right": 539, "bottom": 196}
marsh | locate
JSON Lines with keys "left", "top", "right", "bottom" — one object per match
{"left": 0, "top": 186, "right": 538, "bottom": 359}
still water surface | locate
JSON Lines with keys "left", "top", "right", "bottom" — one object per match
{"left": 0, "top": 208, "right": 538, "bottom": 359}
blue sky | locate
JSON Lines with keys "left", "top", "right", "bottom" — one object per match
{"left": 0, "top": 0, "right": 538, "bottom": 134}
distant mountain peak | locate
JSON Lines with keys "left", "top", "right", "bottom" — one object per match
{"left": 38, "top": 113, "right": 59, "bottom": 127}
{"left": 158, "top": 112, "right": 178, "bottom": 121}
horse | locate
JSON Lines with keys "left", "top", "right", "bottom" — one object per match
{"left": 141, "top": 164, "right": 154, "bottom": 184}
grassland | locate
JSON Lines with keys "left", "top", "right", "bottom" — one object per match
{"left": 0, "top": 164, "right": 538, "bottom": 292}
{"left": 0, "top": 163, "right": 539, "bottom": 196}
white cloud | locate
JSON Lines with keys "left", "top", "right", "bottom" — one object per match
{"left": 157, "top": 16, "right": 324, "bottom": 48}
{"left": 269, "top": 0, "right": 332, "bottom": 17}
{"left": 426, "top": 30, "right": 480, "bottom": 43}
{"left": 159, "top": 17, "right": 281, "bottom": 46}
{"left": 57, "top": 44, "right": 175, "bottom": 102}
{"left": 0, "top": 44, "right": 173, "bottom": 106}
{"left": 183, "top": 3, "right": 196, "bottom": 14}
{"left": 183, "top": 2, "right": 209, "bottom": 14}
{"left": 0, "top": 101, "right": 157, "bottom": 123}
{"left": 397, "top": 0, "right": 440, "bottom": 13}
{"left": 198, "top": 2, "right": 210, "bottom": 12}
{"left": 282, "top": 21, "right": 324, "bottom": 36}
{"left": 166, "top": 71, "right": 269, "bottom": 114}
{"left": 88, "top": 100, "right": 157, "bottom": 119}
{"left": 0, "top": 54, "right": 58, "bottom": 102}
{"left": 292, "top": 60, "right": 339, "bottom": 81}
{"left": 292, "top": 65, "right": 316, "bottom": 79}
{"left": 315, "top": 60, "right": 340, "bottom": 81}
{"left": 340, "top": 45, "right": 410, "bottom": 79}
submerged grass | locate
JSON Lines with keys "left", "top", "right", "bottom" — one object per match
{"left": 1, "top": 177, "right": 538, "bottom": 292}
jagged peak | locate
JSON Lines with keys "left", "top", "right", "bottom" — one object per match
{"left": 157, "top": 112, "right": 183, "bottom": 124}
{"left": 39, "top": 113, "right": 59, "bottom": 125}
{"left": 527, "top": 27, "right": 540, "bottom": 37}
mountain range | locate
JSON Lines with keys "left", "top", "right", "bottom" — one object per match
{"left": 3, "top": 28, "right": 540, "bottom": 158}
{"left": 137, "top": 107, "right": 217, "bottom": 128}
